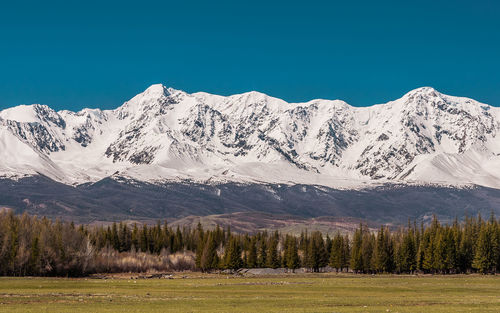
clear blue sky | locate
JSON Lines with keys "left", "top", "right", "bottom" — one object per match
{"left": 1, "top": 0, "right": 499, "bottom": 111}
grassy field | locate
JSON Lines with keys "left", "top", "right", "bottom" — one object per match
{"left": 0, "top": 273, "right": 499, "bottom": 312}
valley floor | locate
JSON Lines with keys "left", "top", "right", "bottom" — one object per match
{"left": 0, "top": 274, "right": 499, "bottom": 312}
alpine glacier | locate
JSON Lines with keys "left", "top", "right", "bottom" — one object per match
{"left": 1, "top": 85, "right": 499, "bottom": 189}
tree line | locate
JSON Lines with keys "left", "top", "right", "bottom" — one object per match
{"left": 0, "top": 211, "right": 499, "bottom": 276}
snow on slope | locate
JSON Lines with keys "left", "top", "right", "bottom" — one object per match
{"left": 0, "top": 85, "right": 499, "bottom": 189}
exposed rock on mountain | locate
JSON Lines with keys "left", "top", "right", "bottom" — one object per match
{"left": 0, "top": 85, "right": 498, "bottom": 189}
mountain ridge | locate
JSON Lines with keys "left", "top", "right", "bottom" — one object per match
{"left": 0, "top": 85, "right": 499, "bottom": 189}
{"left": 1, "top": 175, "right": 499, "bottom": 224}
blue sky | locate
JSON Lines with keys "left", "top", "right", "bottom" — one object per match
{"left": 0, "top": 0, "right": 499, "bottom": 111}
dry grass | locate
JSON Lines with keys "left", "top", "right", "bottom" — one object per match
{"left": 92, "top": 250, "right": 195, "bottom": 273}
{"left": 0, "top": 273, "right": 499, "bottom": 312}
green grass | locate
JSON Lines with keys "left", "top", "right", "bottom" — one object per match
{"left": 0, "top": 274, "right": 499, "bottom": 312}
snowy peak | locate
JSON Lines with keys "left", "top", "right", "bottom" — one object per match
{"left": 115, "top": 83, "right": 182, "bottom": 119}
{"left": 349, "top": 87, "right": 499, "bottom": 182}
{"left": 129, "top": 83, "right": 172, "bottom": 103}
{"left": 143, "top": 83, "right": 170, "bottom": 96}
{"left": 0, "top": 85, "right": 499, "bottom": 189}
{"left": 404, "top": 86, "right": 440, "bottom": 97}
{"left": 0, "top": 104, "right": 67, "bottom": 155}
{"left": 0, "top": 104, "right": 65, "bottom": 127}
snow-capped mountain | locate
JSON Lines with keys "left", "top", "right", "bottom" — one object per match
{"left": 1, "top": 85, "right": 499, "bottom": 189}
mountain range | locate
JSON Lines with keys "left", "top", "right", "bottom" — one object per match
{"left": 1, "top": 85, "right": 499, "bottom": 224}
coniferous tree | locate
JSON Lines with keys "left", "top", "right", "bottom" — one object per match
{"left": 472, "top": 221, "right": 498, "bottom": 273}
{"left": 375, "top": 226, "right": 395, "bottom": 273}
{"left": 444, "top": 228, "right": 458, "bottom": 273}
{"left": 266, "top": 236, "right": 280, "bottom": 269}
{"left": 417, "top": 231, "right": 428, "bottom": 272}
{"left": 285, "top": 236, "right": 300, "bottom": 271}
{"left": 140, "top": 224, "right": 149, "bottom": 253}
{"left": 247, "top": 237, "right": 257, "bottom": 268}
{"left": 0, "top": 211, "right": 498, "bottom": 276}
{"left": 341, "top": 234, "right": 350, "bottom": 271}
{"left": 329, "top": 232, "right": 343, "bottom": 272}
{"left": 307, "top": 231, "right": 328, "bottom": 272}
{"left": 398, "top": 228, "right": 415, "bottom": 273}
{"left": 258, "top": 238, "right": 267, "bottom": 268}
{"left": 494, "top": 218, "right": 500, "bottom": 272}
{"left": 325, "top": 234, "right": 332, "bottom": 257}
{"left": 172, "top": 226, "right": 183, "bottom": 253}
{"left": 434, "top": 231, "right": 447, "bottom": 273}
{"left": 119, "top": 223, "right": 130, "bottom": 252}
{"left": 131, "top": 223, "right": 139, "bottom": 251}
{"left": 195, "top": 232, "right": 206, "bottom": 270}
{"left": 361, "top": 232, "right": 375, "bottom": 273}
{"left": 151, "top": 221, "right": 163, "bottom": 253}
{"left": 300, "top": 231, "right": 309, "bottom": 268}
{"left": 200, "top": 233, "right": 218, "bottom": 272}
{"left": 350, "top": 225, "right": 364, "bottom": 273}
{"left": 422, "top": 232, "right": 436, "bottom": 273}
{"left": 111, "top": 223, "right": 120, "bottom": 251}
{"left": 224, "top": 237, "right": 243, "bottom": 270}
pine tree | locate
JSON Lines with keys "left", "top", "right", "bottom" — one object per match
{"left": 224, "top": 237, "right": 243, "bottom": 270}
{"left": 494, "top": 218, "right": 500, "bottom": 273}
{"left": 120, "top": 223, "right": 132, "bottom": 252}
{"left": 361, "top": 232, "right": 375, "bottom": 273}
{"left": 325, "top": 234, "right": 332, "bottom": 257}
{"left": 266, "top": 237, "right": 280, "bottom": 269}
{"left": 131, "top": 223, "right": 139, "bottom": 251}
{"left": 375, "top": 226, "right": 395, "bottom": 273}
{"left": 200, "top": 233, "right": 218, "bottom": 272}
{"left": 111, "top": 222, "right": 120, "bottom": 251}
{"left": 258, "top": 238, "right": 267, "bottom": 268}
{"left": 329, "top": 232, "right": 343, "bottom": 272}
{"left": 0, "top": 212, "right": 497, "bottom": 277}
{"left": 247, "top": 237, "right": 257, "bottom": 268}
{"left": 152, "top": 220, "right": 164, "bottom": 253}
{"left": 398, "top": 228, "right": 415, "bottom": 273}
{"left": 350, "top": 225, "right": 364, "bottom": 273}
{"left": 422, "top": 229, "right": 437, "bottom": 273}
{"left": 341, "top": 234, "right": 350, "bottom": 271}
{"left": 285, "top": 236, "right": 300, "bottom": 271}
{"left": 472, "top": 222, "right": 497, "bottom": 273}
{"left": 300, "top": 231, "right": 309, "bottom": 268}
{"left": 195, "top": 232, "right": 206, "bottom": 269}
{"left": 172, "top": 226, "right": 183, "bottom": 253}
{"left": 443, "top": 228, "right": 457, "bottom": 273}
{"left": 140, "top": 224, "right": 149, "bottom": 252}
{"left": 307, "top": 231, "right": 328, "bottom": 272}
{"left": 434, "top": 230, "right": 447, "bottom": 273}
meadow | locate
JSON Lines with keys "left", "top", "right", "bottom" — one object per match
{"left": 0, "top": 274, "right": 499, "bottom": 312}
